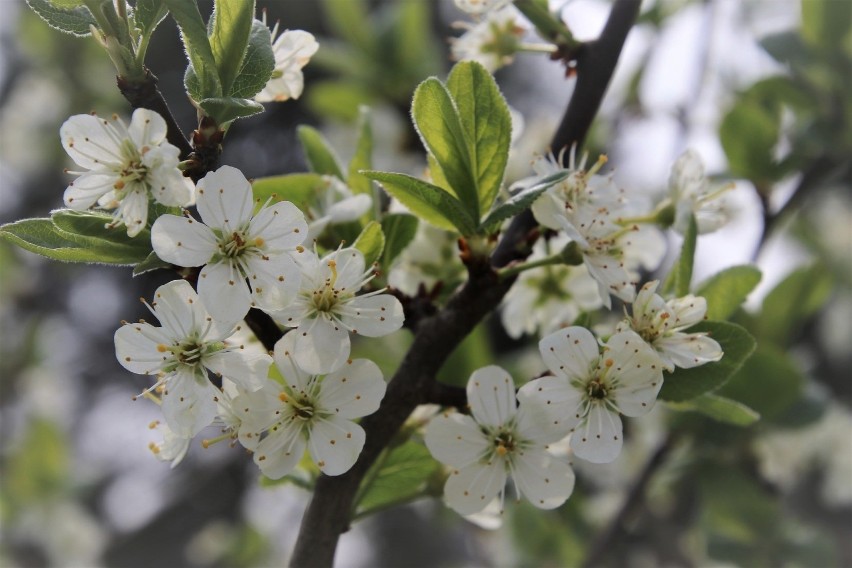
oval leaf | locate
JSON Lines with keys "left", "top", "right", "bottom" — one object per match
{"left": 209, "top": 0, "right": 255, "bottom": 95}
{"left": 26, "top": 0, "right": 95, "bottom": 37}
{"left": 229, "top": 18, "right": 275, "bottom": 99}
{"left": 697, "top": 265, "right": 762, "bottom": 320}
{"left": 667, "top": 393, "right": 760, "bottom": 427}
{"left": 380, "top": 213, "right": 418, "bottom": 269}
{"left": 353, "top": 221, "right": 385, "bottom": 267}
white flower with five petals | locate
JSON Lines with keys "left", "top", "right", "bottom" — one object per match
{"left": 114, "top": 280, "right": 272, "bottom": 437}
{"left": 269, "top": 247, "right": 404, "bottom": 375}
{"left": 520, "top": 327, "right": 664, "bottom": 463}
{"left": 669, "top": 149, "right": 734, "bottom": 235}
{"left": 424, "top": 366, "right": 576, "bottom": 516}
{"left": 232, "top": 333, "right": 386, "bottom": 478}
{"left": 616, "top": 280, "right": 723, "bottom": 371}
{"left": 151, "top": 165, "right": 307, "bottom": 323}
{"left": 255, "top": 27, "right": 319, "bottom": 103}
{"left": 61, "top": 109, "right": 194, "bottom": 236}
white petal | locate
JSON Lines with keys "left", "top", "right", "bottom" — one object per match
{"left": 512, "top": 449, "right": 575, "bottom": 509}
{"left": 318, "top": 358, "right": 386, "bottom": 419}
{"left": 530, "top": 192, "right": 569, "bottom": 232}
{"left": 151, "top": 280, "right": 209, "bottom": 338}
{"left": 161, "top": 370, "right": 219, "bottom": 437}
{"left": 204, "top": 350, "right": 271, "bottom": 392}
{"left": 119, "top": 187, "right": 149, "bottom": 237}
{"left": 273, "top": 30, "right": 319, "bottom": 67}
{"left": 151, "top": 214, "right": 217, "bottom": 267}
{"left": 666, "top": 295, "right": 708, "bottom": 330}
{"left": 424, "top": 411, "right": 489, "bottom": 469}
{"left": 60, "top": 113, "right": 123, "bottom": 171}
{"left": 147, "top": 162, "right": 194, "bottom": 207}
{"left": 327, "top": 248, "right": 366, "bottom": 290}
{"left": 114, "top": 321, "right": 172, "bottom": 375}
{"left": 197, "top": 261, "right": 252, "bottom": 323}
{"left": 273, "top": 333, "right": 313, "bottom": 392}
{"left": 338, "top": 294, "right": 404, "bottom": 337}
{"left": 254, "top": 424, "right": 306, "bottom": 479}
{"left": 293, "top": 316, "right": 350, "bottom": 375}
{"left": 308, "top": 415, "right": 365, "bottom": 475}
{"left": 245, "top": 253, "right": 301, "bottom": 312}
{"left": 327, "top": 194, "right": 372, "bottom": 223}
{"left": 655, "top": 333, "right": 723, "bottom": 370}
{"left": 539, "top": 326, "right": 600, "bottom": 381}
{"left": 605, "top": 330, "right": 665, "bottom": 416}
{"left": 444, "top": 461, "right": 507, "bottom": 516}
{"left": 467, "top": 365, "right": 516, "bottom": 428}
{"left": 63, "top": 173, "right": 114, "bottom": 210}
{"left": 516, "top": 377, "right": 582, "bottom": 442}
{"left": 571, "top": 404, "right": 623, "bottom": 464}
{"left": 249, "top": 200, "right": 307, "bottom": 250}
{"left": 127, "top": 108, "right": 168, "bottom": 147}
{"left": 621, "top": 224, "right": 666, "bottom": 272}
{"left": 196, "top": 165, "right": 254, "bottom": 231}
{"left": 583, "top": 253, "right": 635, "bottom": 306}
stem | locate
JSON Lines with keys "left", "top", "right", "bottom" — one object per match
{"left": 498, "top": 253, "right": 565, "bottom": 280}
{"left": 289, "top": 2, "right": 642, "bottom": 566}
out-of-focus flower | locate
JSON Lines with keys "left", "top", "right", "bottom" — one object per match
{"left": 304, "top": 176, "right": 372, "bottom": 242}
{"left": 451, "top": 8, "right": 527, "bottom": 72}
{"left": 668, "top": 149, "right": 734, "bottom": 234}
{"left": 255, "top": 28, "right": 319, "bottom": 102}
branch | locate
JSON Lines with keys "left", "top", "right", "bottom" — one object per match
{"left": 289, "top": 2, "right": 643, "bottom": 567}
{"left": 243, "top": 309, "right": 283, "bottom": 353}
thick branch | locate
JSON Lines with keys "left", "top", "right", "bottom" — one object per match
{"left": 289, "top": 2, "right": 642, "bottom": 567}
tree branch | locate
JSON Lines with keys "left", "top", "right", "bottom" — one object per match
{"left": 289, "top": 2, "right": 642, "bottom": 566}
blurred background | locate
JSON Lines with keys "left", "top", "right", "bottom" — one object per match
{"left": 1, "top": 0, "right": 850, "bottom": 566}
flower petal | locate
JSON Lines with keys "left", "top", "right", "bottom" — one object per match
{"left": 512, "top": 449, "right": 575, "bottom": 509}
{"left": 150, "top": 280, "right": 211, "bottom": 338}
{"left": 245, "top": 253, "right": 301, "bottom": 312}
{"left": 318, "top": 358, "right": 386, "bottom": 419}
{"left": 655, "top": 333, "right": 723, "bottom": 370}
{"left": 127, "top": 108, "right": 168, "bottom": 147}
{"left": 327, "top": 193, "right": 372, "bottom": 223}
{"left": 196, "top": 165, "right": 254, "bottom": 231}
{"left": 114, "top": 321, "right": 173, "bottom": 375}
{"left": 583, "top": 252, "right": 635, "bottom": 307}
{"left": 571, "top": 403, "right": 623, "bottom": 464}
{"left": 308, "top": 415, "right": 365, "bottom": 476}
{"left": 272, "top": 333, "right": 313, "bottom": 392}
{"left": 161, "top": 369, "right": 219, "bottom": 437}
{"left": 467, "top": 365, "right": 516, "bottom": 428}
{"left": 60, "top": 113, "right": 123, "bottom": 170}
{"left": 63, "top": 173, "right": 114, "bottom": 210}
{"left": 204, "top": 349, "right": 271, "bottom": 393}
{"left": 197, "top": 261, "right": 252, "bottom": 324}
{"left": 444, "top": 461, "right": 506, "bottom": 516}
{"left": 539, "top": 326, "right": 600, "bottom": 381}
{"left": 151, "top": 214, "right": 218, "bottom": 267}
{"left": 249, "top": 200, "right": 307, "bottom": 250}
{"left": 328, "top": 248, "right": 366, "bottom": 290}
{"left": 666, "top": 295, "right": 708, "bottom": 330}
{"left": 338, "top": 294, "right": 404, "bottom": 337}
{"left": 293, "top": 316, "right": 350, "bottom": 375}
{"left": 119, "top": 187, "right": 150, "bottom": 237}
{"left": 424, "top": 411, "right": 489, "bottom": 469}
{"left": 254, "top": 424, "right": 306, "bottom": 479}
{"left": 605, "top": 330, "right": 664, "bottom": 416}
{"left": 516, "top": 377, "right": 582, "bottom": 442}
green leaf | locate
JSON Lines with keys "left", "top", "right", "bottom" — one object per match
{"left": 667, "top": 393, "right": 760, "bottom": 427}
{"left": 305, "top": 80, "right": 375, "bottom": 122}
{"left": 801, "top": 0, "right": 852, "bottom": 52}
{"left": 720, "top": 97, "right": 779, "bottom": 183}
{"left": 411, "top": 77, "right": 479, "bottom": 219}
{"left": 658, "top": 321, "right": 757, "bottom": 402}
{"left": 446, "top": 61, "right": 512, "bottom": 214}
{"left": 380, "top": 213, "right": 418, "bottom": 269}
{"left": 356, "top": 441, "right": 437, "bottom": 517}
{"left": 320, "top": 0, "right": 375, "bottom": 55}
{"left": 297, "top": 126, "right": 345, "bottom": 179}
{"left": 479, "top": 170, "right": 571, "bottom": 234}
{"left": 251, "top": 173, "right": 326, "bottom": 207}
{"left": 353, "top": 221, "right": 385, "bottom": 267}
{"left": 696, "top": 265, "right": 762, "bottom": 320}
{"left": 757, "top": 264, "right": 833, "bottom": 345}
{"left": 229, "top": 19, "right": 275, "bottom": 99}
{"left": 0, "top": 216, "right": 151, "bottom": 265}
{"left": 165, "top": 0, "right": 222, "bottom": 99}
{"left": 348, "top": 106, "right": 374, "bottom": 195}
{"left": 662, "top": 214, "right": 697, "bottom": 297}
{"left": 133, "top": 251, "right": 171, "bottom": 276}
{"left": 198, "top": 96, "right": 264, "bottom": 125}
{"left": 132, "top": 0, "right": 168, "bottom": 38}
{"left": 208, "top": 0, "right": 255, "bottom": 95}
{"left": 363, "top": 171, "right": 476, "bottom": 235}
{"left": 26, "top": 0, "right": 95, "bottom": 36}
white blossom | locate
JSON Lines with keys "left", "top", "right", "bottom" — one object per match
{"left": 304, "top": 175, "right": 372, "bottom": 242}
{"left": 114, "top": 280, "right": 272, "bottom": 437}
{"left": 151, "top": 165, "right": 307, "bottom": 323}
{"left": 232, "top": 333, "right": 386, "bottom": 478}
{"left": 61, "top": 109, "right": 194, "bottom": 236}
{"left": 424, "top": 366, "right": 576, "bottom": 515}
{"left": 520, "top": 327, "right": 664, "bottom": 463}
{"left": 147, "top": 420, "right": 191, "bottom": 467}
{"left": 668, "top": 149, "right": 734, "bottom": 234}
{"left": 617, "top": 280, "right": 723, "bottom": 371}
{"left": 255, "top": 28, "right": 319, "bottom": 103}
{"left": 451, "top": 8, "right": 526, "bottom": 72}
{"left": 270, "top": 247, "right": 404, "bottom": 375}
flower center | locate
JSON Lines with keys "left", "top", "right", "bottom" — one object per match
{"left": 312, "top": 260, "right": 341, "bottom": 313}
{"left": 493, "top": 430, "right": 517, "bottom": 457}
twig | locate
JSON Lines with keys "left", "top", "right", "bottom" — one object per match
{"left": 289, "top": 2, "right": 643, "bottom": 566}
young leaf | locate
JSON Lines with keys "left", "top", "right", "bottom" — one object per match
{"left": 198, "top": 97, "right": 264, "bottom": 125}
{"left": 50, "top": 209, "right": 150, "bottom": 244}
{"left": 251, "top": 173, "right": 326, "bottom": 206}
{"left": 319, "top": 0, "right": 375, "bottom": 56}
{"left": 165, "top": 0, "right": 222, "bottom": 99}
{"left": 662, "top": 214, "right": 697, "bottom": 297}
{"left": 411, "top": 78, "right": 479, "bottom": 219}
{"left": 297, "top": 126, "right": 346, "bottom": 179}
{"left": 355, "top": 441, "right": 438, "bottom": 518}
{"left": 667, "top": 393, "right": 760, "bottom": 427}
{"left": 446, "top": 61, "right": 512, "bottom": 214}
{"left": 229, "top": 19, "right": 275, "bottom": 100}
{"left": 757, "top": 264, "right": 833, "bottom": 345}
{"left": 133, "top": 251, "right": 172, "bottom": 276}
{"left": 348, "top": 106, "right": 373, "bottom": 195}
{"left": 381, "top": 214, "right": 418, "bottom": 269}
{"left": 362, "top": 171, "right": 476, "bottom": 235}
{"left": 353, "top": 221, "right": 385, "bottom": 267}
{"left": 133, "top": 0, "right": 169, "bottom": 39}
{"left": 208, "top": 0, "right": 255, "bottom": 95}
{"left": 696, "top": 265, "right": 762, "bottom": 320}
{"left": 26, "top": 0, "right": 95, "bottom": 37}
{"left": 479, "top": 170, "right": 571, "bottom": 234}
{"left": 658, "top": 321, "right": 757, "bottom": 403}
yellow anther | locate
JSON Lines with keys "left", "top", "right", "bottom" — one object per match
{"left": 278, "top": 392, "right": 289, "bottom": 403}
{"left": 496, "top": 445, "right": 508, "bottom": 456}
{"left": 254, "top": 236, "right": 265, "bottom": 247}
{"left": 148, "top": 442, "right": 160, "bottom": 454}
{"left": 148, "top": 420, "right": 160, "bottom": 429}
{"left": 327, "top": 259, "right": 339, "bottom": 287}
{"left": 114, "top": 180, "right": 125, "bottom": 190}
{"left": 157, "top": 344, "right": 168, "bottom": 353}
{"left": 296, "top": 245, "right": 305, "bottom": 253}
{"left": 201, "top": 439, "right": 211, "bottom": 449}
{"left": 605, "top": 358, "right": 614, "bottom": 367}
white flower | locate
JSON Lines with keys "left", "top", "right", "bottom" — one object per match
{"left": 304, "top": 176, "right": 372, "bottom": 242}
{"left": 255, "top": 28, "right": 319, "bottom": 103}
{"left": 151, "top": 165, "right": 307, "bottom": 323}
{"left": 668, "top": 149, "right": 734, "bottom": 234}
{"left": 147, "top": 420, "right": 191, "bottom": 467}
{"left": 424, "top": 365, "right": 576, "bottom": 516}
{"left": 61, "top": 109, "right": 194, "bottom": 237}
{"left": 617, "top": 280, "right": 723, "bottom": 371}
{"left": 114, "top": 280, "right": 272, "bottom": 437}
{"left": 269, "top": 247, "right": 404, "bottom": 375}
{"left": 501, "top": 235, "right": 603, "bottom": 338}
{"left": 520, "top": 327, "right": 664, "bottom": 463}
{"left": 232, "top": 333, "right": 386, "bottom": 478}
{"left": 451, "top": 8, "right": 526, "bottom": 72}
{"left": 454, "top": 0, "right": 512, "bottom": 15}
{"left": 387, "top": 223, "right": 465, "bottom": 296}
